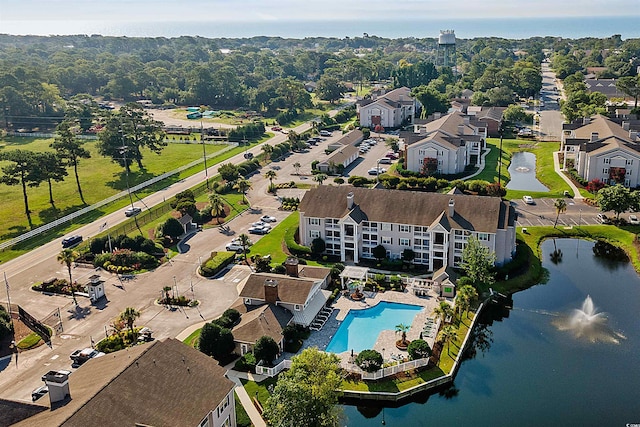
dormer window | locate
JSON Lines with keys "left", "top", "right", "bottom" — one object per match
{"left": 294, "top": 304, "right": 301, "bottom": 311}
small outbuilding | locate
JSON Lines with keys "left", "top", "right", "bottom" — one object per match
{"left": 86, "top": 275, "right": 106, "bottom": 303}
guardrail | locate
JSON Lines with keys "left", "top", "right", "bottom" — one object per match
{"left": 0, "top": 143, "right": 238, "bottom": 251}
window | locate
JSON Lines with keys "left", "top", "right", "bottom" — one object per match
{"left": 199, "top": 416, "right": 210, "bottom": 427}
{"left": 294, "top": 304, "right": 301, "bottom": 311}
{"left": 309, "top": 218, "right": 320, "bottom": 226}
{"left": 344, "top": 224, "right": 354, "bottom": 236}
{"left": 477, "top": 233, "right": 489, "bottom": 241}
{"left": 604, "top": 158, "right": 610, "bottom": 164}
{"left": 627, "top": 159, "right": 634, "bottom": 165}
{"left": 382, "top": 237, "right": 392, "bottom": 245}
{"left": 400, "top": 238, "right": 410, "bottom": 247}
{"left": 603, "top": 168, "right": 609, "bottom": 174}
{"left": 434, "top": 233, "right": 445, "bottom": 245}
{"left": 399, "top": 225, "right": 411, "bottom": 233}
{"left": 244, "top": 298, "right": 252, "bottom": 304}
{"left": 310, "top": 230, "right": 320, "bottom": 239}
{"left": 381, "top": 223, "right": 392, "bottom": 232}
{"left": 454, "top": 242, "right": 464, "bottom": 250}
{"left": 454, "top": 229, "right": 463, "bottom": 236}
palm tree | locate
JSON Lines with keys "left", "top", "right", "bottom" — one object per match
{"left": 119, "top": 307, "right": 140, "bottom": 337}
{"left": 293, "top": 162, "right": 301, "bottom": 176}
{"left": 238, "top": 233, "right": 252, "bottom": 265}
{"left": 314, "top": 173, "right": 327, "bottom": 185}
{"left": 553, "top": 198, "right": 567, "bottom": 227}
{"left": 265, "top": 170, "right": 277, "bottom": 192}
{"left": 208, "top": 193, "right": 225, "bottom": 224}
{"left": 455, "top": 285, "right": 478, "bottom": 319}
{"left": 234, "top": 178, "right": 252, "bottom": 204}
{"left": 395, "top": 323, "right": 411, "bottom": 346}
{"left": 261, "top": 144, "right": 274, "bottom": 161}
{"left": 438, "top": 325, "right": 458, "bottom": 355}
{"left": 433, "top": 301, "right": 454, "bottom": 324}
{"left": 57, "top": 248, "right": 79, "bottom": 306}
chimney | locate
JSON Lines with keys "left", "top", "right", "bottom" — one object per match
{"left": 399, "top": 94, "right": 404, "bottom": 101}
{"left": 284, "top": 257, "right": 299, "bottom": 277}
{"left": 43, "top": 370, "right": 70, "bottom": 404}
{"left": 630, "top": 130, "right": 638, "bottom": 142}
{"left": 458, "top": 124, "right": 465, "bottom": 135}
{"left": 463, "top": 116, "right": 470, "bottom": 125}
{"left": 347, "top": 192, "right": 354, "bottom": 209}
{"left": 582, "top": 117, "right": 591, "bottom": 125}
{"left": 622, "top": 121, "right": 630, "bottom": 131}
{"left": 264, "top": 279, "right": 278, "bottom": 304}
{"left": 433, "top": 112, "right": 441, "bottom": 119}
{"left": 448, "top": 198, "right": 455, "bottom": 217}
{"left": 590, "top": 132, "right": 599, "bottom": 142}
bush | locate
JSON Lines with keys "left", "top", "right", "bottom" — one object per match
{"left": 198, "top": 322, "right": 235, "bottom": 360}
{"left": 272, "top": 264, "right": 287, "bottom": 274}
{"left": 355, "top": 349, "right": 383, "bottom": 372}
{"left": 0, "top": 306, "right": 12, "bottom": 340}
{"left": 285, "top": 226, "right": 311, "bottom": 256}
{"left": 94, "top": 249, "right": 159, "bottom": 272}
{"left": 407, "top": 339, "right": 432, "bottom": 360}
{"left": 200, "top": 251, "right": 237, "bottom": 277}
{"left": 234, "top": 352, "right": 257, "bottom": 373}
{"left": 254, "top": 336, "right": 280, "bottom": 366}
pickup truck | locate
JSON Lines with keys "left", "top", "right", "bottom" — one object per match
{"left": 70, "top": 348, "right": 105, "bottom": 366}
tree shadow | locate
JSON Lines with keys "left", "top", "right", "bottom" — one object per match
{"left": 67, "top": 305, "right": 92, "bottom": 321}
{"left": 105, "top": 169, "right": 160, "bottom": 191}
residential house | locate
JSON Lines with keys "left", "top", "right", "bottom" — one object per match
{"left": 585, "top": 78, "right": 625, "bottom": 100}
{"left": 469, "top": 106, "right": 505, "bottom": 137}
{"left": 298, "top": 185, "right": 516, "bottom": 271}
{"left": 9, "top": 339, "right": 236, "bottom": 427}
{"left": 402, "top": 112, "right": 487, "bottom": 175}
{"left": 237, "top": 259, "right": 332, "bottom": 333}
{"left": 318, "top": 130, "right": 363, "bottom": 173}
{"left": 357, "top": 87, "right": 419, "bottom": 129}
{"left": 561, "top": 115, "right": 640, "bottom": 187}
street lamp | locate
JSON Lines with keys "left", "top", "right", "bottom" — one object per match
{"left": 118, "top": 129, "right": 135, "bottom": 209}
{"left": 376, "top": 158, "right": 382, "bottom": 186}
{"left": 498, "top": 120, "right": 505, "bottom": 188}
{"left": 201, "top": 121, "right": 209, "bottom": 189}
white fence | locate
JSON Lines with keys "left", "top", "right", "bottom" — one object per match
{"left": 255, "top": 359, "right": 292, "bottom": 377}
{"left": 0, "top": 143, "right": 238, "bottom": 251}
{"left": 348, "top": 358, "right": 430, "bottom": 381}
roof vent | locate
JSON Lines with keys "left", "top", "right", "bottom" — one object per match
{"left": 590, "top": 132, "right": 599, "bottom": 142}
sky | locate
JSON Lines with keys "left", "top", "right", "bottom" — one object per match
{"left": 0, "top": 0, "right": 638, "bottom": 37}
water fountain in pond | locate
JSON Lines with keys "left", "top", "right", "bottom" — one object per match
{"left": 554, "top": 295, "right": 623, "bottom": 344}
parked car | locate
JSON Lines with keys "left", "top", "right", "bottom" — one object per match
{"left": 271, "top": 126, "right": 282, "bottom": 131}
{"left": 260, "top": 215, "right": 277, "bottom": 223}
{"left": 31, "top": 385, "right": 48, "bottom": 401}
{"left": 378, "top": 157, "right": 392, "bottom": 164}
{"left": 319, "top": 130, "right": 332, "bottom": 137}
{"left": 596, "top": 213, "right": 610, "bottom": 224}
{"left": 70, "top": 348, "right": 105, "bottom": 367}
{"left": 629, "top": 214, "right": 639, "bottom": 225}
{"left": 522, "top": 195, "right": 534, "bottom": 205}
{"left": 62, "top": 235, "right": 83, "bottom": 248}
{"left": 367, "top": 167, "right": 386, "bottom": 176}
{"left": 124, "top": 206, "right": 142, "bottom": 217}
{"left": 226, "top": 242, "right": 247, "bottom": 253}
{"left": 248, "top": 225, "right": 270, "bottom": 235}
{"left": 385, "top": 152, "right": 399, "bottom": 159}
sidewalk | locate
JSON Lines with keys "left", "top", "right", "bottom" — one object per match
{"left": 226, "top": 369, "right": 267, "bottom": 427}
{"left": 553, "top": 151, "right": 584, "bottom": 200}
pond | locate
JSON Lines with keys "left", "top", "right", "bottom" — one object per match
{"left": 506, "top": 151, "right": 549, "bottom": 192}
{"left": 341, "top": 238, "right": 640, "bottom": 426}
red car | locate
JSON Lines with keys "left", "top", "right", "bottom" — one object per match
{"left": 271, "top": 126, "right": 282, "bottom": 131}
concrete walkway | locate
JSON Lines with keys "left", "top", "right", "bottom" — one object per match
{"left": 226, "top": 370, "right": 267, "bottom": 427}
{"left": 553, "top": 151, "right": 584, "bottom": 200}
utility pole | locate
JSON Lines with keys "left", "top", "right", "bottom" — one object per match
{"left": 498, "top": 120, "right": 505, "bottom": 188}
{"left": 118, "top": 128, "right": 135, "bottom": 209}
{"left": 201, "top": 121, "right": 209, "bottom": 189}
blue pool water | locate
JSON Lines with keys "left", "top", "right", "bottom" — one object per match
{"left": 325, "top": 302, "right": 423, "bottom": 354}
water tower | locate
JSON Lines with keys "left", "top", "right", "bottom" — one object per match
{"left": 437, "top": 30, "right": 457, "bottom": 71}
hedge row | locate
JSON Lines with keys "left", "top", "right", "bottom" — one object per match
{"left": 238, "top": 159, "right": 261, "bottom": 177}
{"left": 200, "top": 251, "right": 237, "bottom": 277}
{"left": 285, "top": 226, "right": 311, "bottom": 256}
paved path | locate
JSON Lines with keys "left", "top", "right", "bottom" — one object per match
{"left": 226, "top": 370, "right": 267, "bottom": 427}
{"left": 553, "top": 151, "right": 583, "bottom": 199}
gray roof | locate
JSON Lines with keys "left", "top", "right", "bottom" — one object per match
{"left": 299, "top": 185, "right": 514, "bottom": 233}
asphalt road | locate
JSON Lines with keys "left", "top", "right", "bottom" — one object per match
{"left": 536, "top": 61, "right": 564, "bottom": 141}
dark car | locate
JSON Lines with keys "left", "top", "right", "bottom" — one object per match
{"left": 32, "top": 385, "right": 48, "bottom": 401}
{"left": 62, "top": 235, "right": 83, "bottom": 248}
{"left": 124, "top": 206, "right": 142, "bottom": 217}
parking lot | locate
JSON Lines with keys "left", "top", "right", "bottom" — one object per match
{"left": 344, "top": 136, "right": 399, "bottom": 178}
{"left": 514, "top": 197, "right": 615, "bottom": 227}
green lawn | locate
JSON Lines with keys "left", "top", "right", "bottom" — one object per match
{"left": 248, "top": 212, "right": 299, "bottom": 264}
{"left": 240, "top": 377, "right": 278, "bottom": 408}
{"left": 182, "top": 328, "right": 202, "bottom": 348}
{"left": 473, "top": 138, "right": 571, "bottom": 200}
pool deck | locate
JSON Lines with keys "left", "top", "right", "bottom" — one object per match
{"left": 299, "top": 288, "right": 446, "bottom": 364}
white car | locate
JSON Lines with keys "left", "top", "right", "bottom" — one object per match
{"left": 367, "top": 167, "right": 386, "bottom": 176}
{"left": 629, "top": 215, "right": 639, "bottom": 225}
{"left": 124, "top": 206, "right": 142, "bottom": 217}
{"left": 319, "top": 130, "right": 332, "bottom": 137}
{"left": 251, "top": 221, "right": 267, "bottom": 227}
{"left": 260, "top": 215, "right": 277, "bottom": 223}
{"left": 226, "top": 242, "right": 247, "bottom": 253}
{"left": 522, "top": 196, "right": 534, "bottom": 205}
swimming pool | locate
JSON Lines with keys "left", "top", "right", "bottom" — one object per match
{"left": 325, "top": 301, "right": 423, "bottom": 354}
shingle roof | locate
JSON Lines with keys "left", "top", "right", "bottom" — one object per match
{"left": 406, "top": 112, "right": 480, "bottom": 149}
{"left": 239, "top": 273, "right": 319, "bottom": 305}
{"left": 570, "top": 115, "right": 640, "bottom": 154}
{"left": 230, "top": 302, "right": 292, "bottom": 344}
{"left": 299, "top": 185, "right": 513, "bottom": 233}
{"left": 320, "top": 143, "right": 359, "bottom": 167}
{"left": 15, "top": 339, "right": 234, "bottom": 427}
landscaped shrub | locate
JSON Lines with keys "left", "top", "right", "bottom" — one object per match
{"left": 32, "top": 278, "right": 85, "bottom": 295}
{"left": 234, "top": 352, "right": 257, "bottom": 373}
{"left": 0, "top": 306, "right": 13, "bottom": 339}
{"left": 272, "top": 264, "right": 287, "bottom": 275}
{"left": 200, "top": 251, "right": 236, "bottom": 277}
{"left": 94, "top": 249, "right": 159, "bottom": 272}
{"left": 355, "top": 349, "right": 383, "bottom": 372}
{"left": 407, "top": 339, "right": 432, "bottom": 360}
{"left": 285, "top": 226, "right": 311, "bottom": 256}
{"left": 254, "top": 336, "right": 280, "bottom": 366}
{"left": 223, "top": 308, "right": 241, "bottom": 324}
{"left": 198, "top": 322, "right": 235, "bottom": 360}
